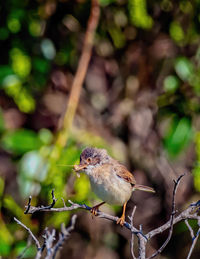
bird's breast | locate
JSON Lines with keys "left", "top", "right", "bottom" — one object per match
{"left": 88, "top": 167, "right": 132, "bottom": 205}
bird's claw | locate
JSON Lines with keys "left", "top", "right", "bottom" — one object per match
{"left": 117, "top": 216, "right": 125, "bottom": 226}
{"left": 90, "top": 206, "right": 99, "bottom": 216}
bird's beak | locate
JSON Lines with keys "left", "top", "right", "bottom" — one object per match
{"left": 73, "top": 164, "right": 87, "bottom": 171}
{"left": 73, "top": 164, "right": 87, "bottom": 178}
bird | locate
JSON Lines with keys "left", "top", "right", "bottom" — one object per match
{"left": 74, "top": 147, "right": 155, "bottom": 226}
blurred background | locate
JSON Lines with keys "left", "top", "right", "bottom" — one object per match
{"left": 0, "top": 0, "right": 200, "bottom": 258}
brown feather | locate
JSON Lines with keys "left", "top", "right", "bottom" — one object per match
{"left": 114, "top": 164, "right": 136, "bottom": 186}
{"left": 133, "top": 184, "right": 155, "bottom": 193}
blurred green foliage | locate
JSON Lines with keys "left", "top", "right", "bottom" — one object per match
{"left": 193, "top": 132, "right": 200, "bottom": 192}
{"left": 0, "top": 0, "right": 200, "bottom": 258}
{"left": 129, "top": 0, "right": 153, "bottom": 29}
{"left": 2, "top": 129, "right": 42, "bottom": 154}
{"left": 163, "top": 116, "right": 192, "bottom": 157}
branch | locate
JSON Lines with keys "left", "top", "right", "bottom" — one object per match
{"left": 14, "top": 215, "right": 77, "bottom": 259}
{"left": 14, "top": 217, "right": 41, "bottom": 250}
{"left": 146, "top": 205, "right": 200, "bottom": 240}
{"left": 186, "top": 218, "right": 200, "bottom": 259}
{"left": 147, "top": 174, "right": 184, "bottom": 259}
{"left": 51, "top": 0, "right": 100, "bottom": 159}
{"left": 44, "top": 229, "right": 56, "bottom": 259}
{"left": 23, "top": 175, "right": 200, "bottom": 259}
{"left": 24, "top": 197, "right": 144, "bottom": 238}
{"left": 52, "top": 215, "right": 77, "bottom": 259}
{"left": 185, "top": 219, "right": 194, "bottom": 239}
{"left": 129, "top": 206, "right": 137, "bottom": 259}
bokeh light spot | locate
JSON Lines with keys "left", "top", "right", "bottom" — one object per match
{"left": 10, "top": 48, "right": 31, "bottom": 78}
{"left": 7, "top": 18, "right": 21, "bottom": 33}
{"left": 41, "top": 39, "right": 56, "bottom": 60}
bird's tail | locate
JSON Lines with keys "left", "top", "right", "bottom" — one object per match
{"left": 133, "top": 184, "right": 155, "bottom": 193}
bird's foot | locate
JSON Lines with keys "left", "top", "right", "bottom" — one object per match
{"left": 90, "top": 202, "right": 105, "bottom": 217}
{"left": 90, "top": 205, "right": 99, "bottom": 216}
{"left": 117, "top": 215, "right": 125, "bottom": 226}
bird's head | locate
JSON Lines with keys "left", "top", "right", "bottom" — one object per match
{"left": 74, "top": 147, "right": 110, "bottom": 173}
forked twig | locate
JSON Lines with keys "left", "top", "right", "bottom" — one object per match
{"left": 186, "top": 218, "right": 200, "bottom": 259}
{"left": 14, "top": 215, "right": 77, "bottom": 259}
{"left": 147, "top": 174, "right": 184, "bottom": 259}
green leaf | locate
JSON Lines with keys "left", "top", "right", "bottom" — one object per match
{"left": 128, "top": 0, "right": 153, "bottom": 29}
{"left": 164, "top": 117, "right": 192, "bottom": 157}
{"left": 38, "top": 128, "right": 53, "bottom": 145}
{"left": 3, "top": 195, "right": 24, "bottom": 218}
{"left": 164, "top": 75, "right": 179, "bottom": 92}
{"left": 2, "top": 129, "right": 42, "bottom": 154}
{"left": 175, "top": 57, "right": 194, "bottom": 81}
{"left": 169, "top": 21, "right": 184, "bottom": 43}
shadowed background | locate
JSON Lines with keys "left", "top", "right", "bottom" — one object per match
{"left": 0, "top": 0, "right": 200, "bottom": 258}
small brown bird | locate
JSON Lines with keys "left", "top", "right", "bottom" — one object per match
{"left": 74, "top": 147, "right": 155, "bottom": 226}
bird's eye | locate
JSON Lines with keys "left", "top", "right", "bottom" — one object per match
{"left": 87, "top": 157, "right": 91, "bottom": 163}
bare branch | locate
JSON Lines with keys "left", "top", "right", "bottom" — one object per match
{"left": 22, "top": 174, "right": 200, "bottom": 259}
{"left": 147, "top": 174, "right": 184, "bottom": 259}
{"left": 185, "top": 219, "right": 194, "bottom": 239}
{"left": 146, "top": 205, "right": 200, "bottom": 240}
{"left": 129, "top": 206, "right": 137, "bottom": 259}
{"left": 14, "top": 215, "right": 77, "bottom": 259}
{"left": 186, "top": 229, "right": 200, "bottom": 259}
{"left": 138, "top": 235, "right": 146, "bottom": 259}
{"left": 24, "top": 196, "right": 32, "bottom": 214}
{"left": 61, "top": 197, "right": 67, "bottom": 208}
{"left": 14, "top": 217, "right": 41, "bottom": 250}
{"left": 52, "top": 215, "right": 77, "bottom": 259}
{"left": 24, "top": 197, "right": 144, "bottom": 238}
{"left": 45, "top": 229, "right": 56, "bottom": 259}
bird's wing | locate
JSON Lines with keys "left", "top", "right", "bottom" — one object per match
{"left": 113, "top": 163, "right": 136, "bottom": 186}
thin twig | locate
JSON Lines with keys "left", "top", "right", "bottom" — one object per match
{"left": 14, "top": 215, "right": 77, "bottom": 259}
{"left": 52, "top": 215, "right": 77, "bottom": 259}
{"left": 146, "top": 205, "right": 200, "bottom": 240}
{"left": 17, "top": 236, "right": 32, "bottom": 259}
{"left": 185, "top": 219, "right": 194, "bottom": 239}
{"left": 14, "top": 217, "right": 41, "bottom": 250}
{"left": 138, "top": 224, "right": 146, "bottom": 259}
{"left": 147, "top": 174, "right": 184, "bottom": 259}
{"left": 129, "top": 206, "right": 137, "bottom": 259}
{"left": 187, "top": 228, "right": 200, "bottom": 259}
{"left": 24, "top": 196, "right": 32, "bottom": 214}
{"left": 186, "top": 217, "right": 200, "bottom": 259}
{"left": 45, "top": 189, "right": 57, "bottom": 210}
{"left": 61, "top": 197, "right": 67, "bottom": 207}
{"left": 24, "top": 190, "right": 57, "bottom": 214}
{"left": 45, "top": 229, "right": 56, "bottom": 259}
